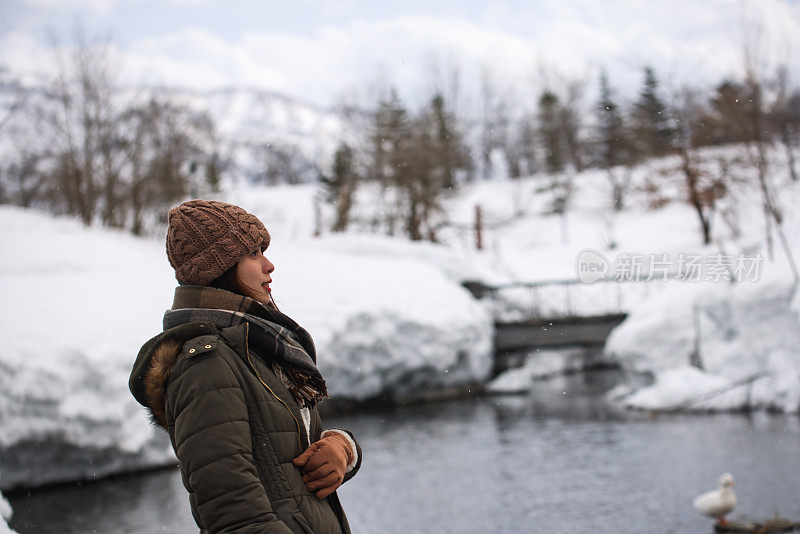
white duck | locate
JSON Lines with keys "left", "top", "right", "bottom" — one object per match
{"left": 693, "top": 473, "right": 737, "bottom": 526}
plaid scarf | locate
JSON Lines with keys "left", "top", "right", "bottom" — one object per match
{"left": 163, "top": 285, "right": 328, "bottom": 406}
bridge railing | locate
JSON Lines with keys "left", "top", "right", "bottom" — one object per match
{"left": 463, "top": 275, "right": 684, "bottom": 321}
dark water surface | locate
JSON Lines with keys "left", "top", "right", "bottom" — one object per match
{"left": 9, "top": 370, "right": 800, "bottom": 533}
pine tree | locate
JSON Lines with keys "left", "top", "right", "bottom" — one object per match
{"left": 707, "top": 80, "right": 752, "bottom": 145}
{"left": 369, "top": 89, "right": 413, "bottom": 235}
{"left": 322, "top": 142, "right": 358, "bottom": 232}
{"left": 596, "top": 70, "right": 633, "bottom": 210}
{"left": 631, "top": 67, "right": 674, "bottom": 156}
{"left": 597, "top": 71, "right": 626, "bottom": 168}
{"left": 366, "top": 89, "right": 462, "bottom": 241}
{"left": 429, "top": 93, "right": 471, "bottom": 189}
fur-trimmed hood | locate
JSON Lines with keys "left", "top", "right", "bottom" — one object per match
{"left": 131, "top": 285, "right": 324, "bottom": 430}
{"left": 129, "top": 321, "right": 219, "bottom": 428}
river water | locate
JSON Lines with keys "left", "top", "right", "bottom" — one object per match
{"left": 8, "top": 370, "right": 800, "bottom": 533}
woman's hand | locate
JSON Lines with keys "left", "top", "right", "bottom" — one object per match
{"left": 293, "top": 434, "right": 354, "bottom": 499}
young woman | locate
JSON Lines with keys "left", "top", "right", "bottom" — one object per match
{"left": 130, "top": 199, "right": 361, "bottom": 534}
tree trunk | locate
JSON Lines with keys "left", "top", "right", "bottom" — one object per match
{"left": 781, "top": 125, "right": 798, "bottom": 182}
{"left": 607, "top": 169, "right": 624, "bottom": 212}
{"left": 679, "top": 144, "right": 712, "bottom": 245}
{"left": 474, "top": 204, "right": 483, "bottom": 250}
{"left": 332, "top": 183, "right": 353, "bottom": 232}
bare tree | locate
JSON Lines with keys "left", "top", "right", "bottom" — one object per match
{"left": 119, "top": 97, "right": 219, "bottom": 234}
{"left": 478, "top": 67, "right": 512, "bottom": 180}
{"left": 38, "top": 30, "right": 121, "bottom": 225}
{"left": 0, "top": 67, "right": 26, "bottom": 136}
{"left": 770, "top": 65, "right": 799, "bottom": 182}
{"left": 671, "top": 89, "right": 726, "bottom": 245}
{"left": 2, "top": 30, "right": 224, "bottom": 235}
{"left": 2, "top": 151, "right": 47, "bottom": 208}
{"left": 737, "top": 19, "right": 799, "bottom": 290}
{"left": 0, "top": 75, "right": 39, "bottom": 206}
{"left": 559, "top": 79, "right": 587, "bottom": 173}
{"left": 504, "top": 115, "right": 536, "bottom": 179}
{"left": 253, "top": 142, "right": 317, "bottom": 185}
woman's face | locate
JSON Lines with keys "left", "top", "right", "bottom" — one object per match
{"left": 236, "top": 248, "right": 275, "bottom": 298}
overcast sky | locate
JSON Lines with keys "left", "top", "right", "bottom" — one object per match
{"left": 2, "top": 0, "right": 800, "bottom": 108}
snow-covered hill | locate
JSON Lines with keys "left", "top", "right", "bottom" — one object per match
{"left": 0, "top": 81, "right": 348, "bottom": 183}
{"left": 175, "top": 86, "right": 347, "bottom": 174}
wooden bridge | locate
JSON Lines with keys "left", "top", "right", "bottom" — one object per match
{"left": 462, "top": 277, "right": 673, "bottom": 376}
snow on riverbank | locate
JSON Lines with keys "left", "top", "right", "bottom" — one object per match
{"left": 605, "top": 274, "right": 800, "bottom": 412}
{"left": 604, "top": 180, "right": 800, "bottom": 413}
{"left": 0, "top": 204, "right": 493, "bottom": 489}
{"left": 0, "top": 468, "right": 15, "bottom": 534}
{"left": 0, "top": 492, "right": 16, "bottom": 534}
{"left": 0, "top": 506, "right": 16, "bottom": 534}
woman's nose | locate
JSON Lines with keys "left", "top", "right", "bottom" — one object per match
{"left": 263, "top": 258, "right": 274, "bottom": 274}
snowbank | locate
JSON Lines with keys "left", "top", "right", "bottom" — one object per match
{"left": 0, "top": 204, "right": 493, "bottom": 489}
{"left": 605, "top": 266, "right": 800, "bottom": 413}
{"left": 0, "top": 492, "right": 16, "bottom": 534}
{"left": 0, "top": 468, "right": 16, "bottom": 534}
{"left": 272, "top": 236, "right": 493, "bottom": 400}
{"left": 600, "top": 159, "right": 800, "bottom": 413}
{"left": 0, "top": 206, "right": 178, "bottom": 489}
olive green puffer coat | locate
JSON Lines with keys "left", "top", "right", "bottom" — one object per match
{"left": 130, "top": 319, "right": 360, "bottom": 534}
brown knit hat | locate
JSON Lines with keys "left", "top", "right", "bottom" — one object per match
{"left": 166, "top": 200, "right": 271, "bottom": 286}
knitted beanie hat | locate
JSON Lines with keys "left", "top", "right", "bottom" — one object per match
{"left": 166, "top": 199, "right": 271, "bottom": 286}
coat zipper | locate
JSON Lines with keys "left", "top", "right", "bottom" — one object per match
{"left": 243, "top": 322, "right": 304, "bottom": 450}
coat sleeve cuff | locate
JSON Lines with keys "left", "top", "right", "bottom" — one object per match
{"left": 321, "top": 428, "right": 358, "bottom": 473}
